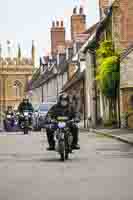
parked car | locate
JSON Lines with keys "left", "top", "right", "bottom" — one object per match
{"left": 33, "top": 102, "right": 56, "bottom": 131}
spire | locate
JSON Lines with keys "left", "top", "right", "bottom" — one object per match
{"left": 0, "top": 42, "right": 2, "bottom": 58}
{"left": 31, "top": 40, "right": 35, "bottom": 67}
{"left": 18, "top": 43, "right": 21, "bottom": 61}
{"left": 7, "top": 40, "right": 11, "bottom": 57}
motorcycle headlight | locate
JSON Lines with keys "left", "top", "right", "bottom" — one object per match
{"left": 24, "top": 112, "right": 29, "bottom": 116}
{"left": 7, "top": 115, "right": 11, "bottom": 118}
{"left": 58, "top": 122, "right": 66, "bottom": 128}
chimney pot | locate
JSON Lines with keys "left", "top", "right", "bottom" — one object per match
{"left": 73, "top": 7, "right": 77, "bottom": 14}
{"left": 52, "top": 21, "right": 55, "bottom": 27}
{"left": 79, "top": 6, "right": 84, "bottom": 14}
{"left": 61, "top": 21, "right": 64, "bottom": 27}
{"left": 56, "top": 21, "right": 59, "bottom": 27}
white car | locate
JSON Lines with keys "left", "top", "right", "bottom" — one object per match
{"left": 33, "top": 102, "right": 56, "bottom": 131}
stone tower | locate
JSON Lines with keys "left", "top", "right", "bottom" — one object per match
{"left": 0, "top": 43, "right": 34, "bottom": 113}
{"left": 71, "top": 6, "right": 86, "bottom": 41}
{"left": 51, "top": 20, "right": 66, "bottom": 57}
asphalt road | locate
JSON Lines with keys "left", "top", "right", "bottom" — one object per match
{"left": 0, "top": 130, "right": 133, "bottom": 200}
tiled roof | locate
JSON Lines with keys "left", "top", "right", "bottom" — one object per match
{"left": 62, "top": 70, "right": 85, "bottom": 91}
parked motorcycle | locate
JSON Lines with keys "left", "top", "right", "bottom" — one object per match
{"left": 47, "top": 116, "right": 78, "bottom": 161}
{"left": 19, "top": 111, "right": 32, "bottom": 134}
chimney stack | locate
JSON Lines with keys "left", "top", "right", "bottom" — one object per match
{"left": 51, "top": 20, "right": 66, "bottom": 56}
{"left": 71, "top": 6, "right": 86, "bottom": 41}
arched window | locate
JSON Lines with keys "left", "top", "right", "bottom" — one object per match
{"left": 14, "top": 80, "right": 22, "bottom": 97}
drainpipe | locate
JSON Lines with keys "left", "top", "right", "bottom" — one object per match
{"left": 41, "top": 86, "right": 44, "bottom": 103}
{"left": 90, "top": 50, "right": 97, "bottom": 128}
{"left": 83, "top": 78, "right": 86, "bottom": 128}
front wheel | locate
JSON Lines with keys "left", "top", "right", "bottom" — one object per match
{"left": 59, "top": 141, "right": 65, "bottom": 161}
{"left": 65, "top": 151, "right": 69, "bottom": 160}
{"left": 24, "top": 127, "right": 28, "bottom": 134}
{"left": 60, "top": 152, "right": 65, "bottom": 161}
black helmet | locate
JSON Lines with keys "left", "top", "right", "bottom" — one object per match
{"left": 58, "top": 93, "right": 69, "bottom": 107}
{"left": 23, "top": 97, "right": 29, "bottom": 103}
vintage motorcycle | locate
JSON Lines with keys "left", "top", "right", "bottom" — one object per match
{"left": 47, "top": 116, "right": 78, "bottom": 161}
{"left": 4, "top": 113, "right": 15, "bottom": 131}
{"left": 19, "top": 110, "right": 32, "bottom": 134}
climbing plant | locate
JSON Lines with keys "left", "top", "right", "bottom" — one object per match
{"left": 96, "top": 40, "right": 120, "bottom": 122}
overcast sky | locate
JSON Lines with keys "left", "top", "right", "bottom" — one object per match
{"left": 0, "top": 0, "right": 99, "bottom": 62}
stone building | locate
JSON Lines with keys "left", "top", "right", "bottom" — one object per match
{"left": 93, "top": 0, "right": 133, "bottom": 128}
{"left": 120, "top": 44, "right": 133, "bottom": 128}
{"left": 0, "top": 42, "right": 35, "bottom": 113}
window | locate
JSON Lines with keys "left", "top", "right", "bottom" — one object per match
{"left": 14, "top": 80, "right": 22, "bottom": 97}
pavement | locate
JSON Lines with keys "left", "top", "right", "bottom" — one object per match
{"left": 1, "top": 130, "right": 133, "bottom": 199}
{"left": 91, "top": 128, "right": 133, "bottom": 145}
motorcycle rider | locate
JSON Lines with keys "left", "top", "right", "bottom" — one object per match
{"left": 18, "top": 98, "right": 34, "bottom": 127}
{"left": 4, "top": 106, "right": 15, "bottom": 127}
{"left": 45, "top": 93, "right": 80, "bottom": 151}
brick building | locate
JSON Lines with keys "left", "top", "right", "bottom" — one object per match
{"left": 99, "top": 0, "right": 133, "bottom": 49}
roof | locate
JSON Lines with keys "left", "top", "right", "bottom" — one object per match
{"left": 83, "top": 22, "right": 99, "bottom": 35}
{"left": 121, "top": 43, "right": 133, "bottom": 61}
{"left": 82, "top": 13, "right": 112, "bottom": 54}
{"left": 62, "top": 70, "right": 85, "bottom": 91}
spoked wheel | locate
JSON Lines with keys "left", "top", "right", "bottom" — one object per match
{"left": 24, "top": 128, "right": 28, "bottom": 134}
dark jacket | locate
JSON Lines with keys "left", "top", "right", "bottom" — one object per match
{"left": 45, "top": 102, "right": 79, "bottom": 121}
{"left": 5, "top": 111, "right": 14, "bottom": 116}
{"left": 18, "top": 102, "right": 34, "bottom": 113}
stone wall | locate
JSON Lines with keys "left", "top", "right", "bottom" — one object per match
{"left": 112, "top": 0, "right": 133, "bottom": 49}
{"left": 0, "top": 63, "right": 33, "bottom": 111}
{"left": 120, "top": 49, "right": 133, "bottom": 128}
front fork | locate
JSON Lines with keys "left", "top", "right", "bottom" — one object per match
{"left": 54, "top": 129, "right": 73, "bottom": 153}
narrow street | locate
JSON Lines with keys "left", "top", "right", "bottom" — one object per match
{"left": 0, "top": 130, "right": 133, "bottom": 200}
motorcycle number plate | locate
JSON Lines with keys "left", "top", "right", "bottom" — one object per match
{"left": 7, "top": 115, "right": 11, "bottom": 118}
{"left": 58, "top": 122, "right": 66, "bottom": 128}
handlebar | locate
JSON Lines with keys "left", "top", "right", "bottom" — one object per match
{"left": 45, "top": 118, "right": 79, "bottom": 124}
